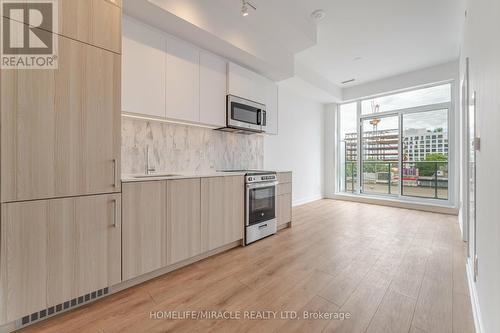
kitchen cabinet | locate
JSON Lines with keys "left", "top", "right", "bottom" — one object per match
{"left": 165, "top": 35, "right": 200, "bottom": 123}
{"left": 167, "top": 178, "right": 201, "bottom": 264}
{"left": 122, "top": 16, "right": 166, "bottom": 118}
{"left": 227, "top": 62, "right": 266, "bottom": 104}
{"left": 201, "top": 176, "right": 244, "bottom": 251}
{"left": 58, "top": 0, "right": 122, "bottom": 53}
{"left": 277, "top": 193, "right": 292, "bottom": 228}
{"left": 200, "top": 51, "right": 227, "bottom": 127}
{"left": 1, "top": 33, "right": 121, "bottom": 202}
{"left": 0, "top": 194, "right": 121, "bottom": 324}
{"left": 227, "top": 62, "right": 278, "bottom": 134}
{"left": 122, "top": 181, "right": 168, "bottom": 281}
{"left": 3, "top": 0, "right": 121, "bottom": 53}
{"left": 276, "top": 172, "right": 292, "bottom": 228}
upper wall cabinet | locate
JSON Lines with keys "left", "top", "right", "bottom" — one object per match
{"left": 165, "top": 35, "right": 200, "bottom": 123}
{"left": 121, "top": 19, "right": 278, "bottom": 133}
{"left": 200, "top": 51, "right": 227, "bottom": 127}
{"left": 122, "top": 17, "right": 166, "bottom": 118}
{"left": 1, "top": 33, "right": 121, "bottom": 202}
{"left": 227, "top": 62, "right": 266, "bottom": 104}
{"left": 227, "top": 62, "right": 278, "bottom": 135}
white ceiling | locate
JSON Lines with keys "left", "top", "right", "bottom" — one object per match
{"left": 294, "top": 0, "right": 465, "bottom": 87}
{"left": 125, "top": 0, "right": 465, "bottom": 100}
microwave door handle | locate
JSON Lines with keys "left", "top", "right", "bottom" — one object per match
{"left": 261, "top": 110, "right": 267, "bottom": 126}
{"left": 257, "top": 110, "right": 262, "bottom": 125}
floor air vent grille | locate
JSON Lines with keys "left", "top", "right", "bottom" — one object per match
{"left": 19, "top": 287, "right": 109, "bottom": 327}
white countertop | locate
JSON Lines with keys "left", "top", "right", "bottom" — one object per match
{"left": 121, "top": 171, "right": 247, "bottom": 183}
{"left": 121, "top": 170, "right": 292, "bottom": 183}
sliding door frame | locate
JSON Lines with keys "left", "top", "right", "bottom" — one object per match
{"left": 336, "top": 81, "right": 456, "bottom": 207}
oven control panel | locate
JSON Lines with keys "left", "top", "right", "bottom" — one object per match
{"left": 246, "top": 174, "right": 277, "bottom": 183}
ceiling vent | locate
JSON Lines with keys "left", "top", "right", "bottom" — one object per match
{"left": 341, "top": 78, "right": 356, "bottom": 84}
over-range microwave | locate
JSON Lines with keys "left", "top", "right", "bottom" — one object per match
{"left": 216, "top": 95, "right": 266, "bottom": 134}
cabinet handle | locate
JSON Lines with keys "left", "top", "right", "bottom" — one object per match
{"left": 112, "top": 199, "right": 118, "bottom": 227}
{"left": 112, "top": 159, "right": 118, "bottom": 187}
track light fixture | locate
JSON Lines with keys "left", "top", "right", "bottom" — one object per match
{"left": 241, "top": 0, "right": 256, "bottom": 17}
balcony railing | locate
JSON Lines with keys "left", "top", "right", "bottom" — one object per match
{"left": 344, "top": 161, "right": 448, "bottom": 200}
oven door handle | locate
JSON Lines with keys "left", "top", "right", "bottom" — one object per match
{"left": 246, "top": 181, "right": 279, "bottom": 189}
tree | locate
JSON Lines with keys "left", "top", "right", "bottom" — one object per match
{"left": 416, "top": 153, "right": 447, "bottom": 177}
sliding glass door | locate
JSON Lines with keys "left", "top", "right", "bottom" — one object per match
{"left": 337, "top": 83, "right": 452, "bottom": 204}
{"left": 401, "top": 109, "right": 449, "bottom": 199}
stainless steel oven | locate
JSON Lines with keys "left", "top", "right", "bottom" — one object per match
{"left": 245, "top": 173, "right": 277, "bottom": 245}
{"left": 223, "top": 95, "right": 266, "bottom": 133}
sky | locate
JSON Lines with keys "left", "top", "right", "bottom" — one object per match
{"left": 340, "top": 84, "right": 450, "bottom": 138}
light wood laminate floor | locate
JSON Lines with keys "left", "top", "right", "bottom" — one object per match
{"left": 20, "top": 200, "right": 475, "bottom": 333}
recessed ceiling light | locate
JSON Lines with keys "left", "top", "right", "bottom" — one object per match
{"left": 241, "top": 0, "right": 256, "bottom": 17}
{"left": 311, "top": 9, "right": 326, "bottom": 22}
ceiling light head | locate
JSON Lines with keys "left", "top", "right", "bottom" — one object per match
{"left": 241, "top": 0, "right": 256, "bottom": 17}
{"left": 241, "top": 4, "right": 249, "bottom": 16}
{"left": 311, "top": 9, "right": 326, "bottom": 22}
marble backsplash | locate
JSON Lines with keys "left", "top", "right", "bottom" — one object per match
{"left": 121, "top": 117, "right": 264, "bottom": 174}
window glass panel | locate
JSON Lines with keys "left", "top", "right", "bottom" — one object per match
{"left": 402, "top": 109, "right": 448, "bottom": 199}
{"left": 339, "top": 103, "right": 357, "bottom": 193}
{"left": 361, "top": 84, "right": 451, "bottom": 115}
{"left": 361, "top": 116, "right": 399, "bottom": 195}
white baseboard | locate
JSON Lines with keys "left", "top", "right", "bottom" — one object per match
{"left": 292, "top": 194, "right": 323, "bottom": 207}
{"left": 466, "top": 259, "right": 483, "bottom": 333}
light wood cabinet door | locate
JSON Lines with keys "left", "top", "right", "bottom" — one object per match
{"left": 122, "top": 16, "right": 166, "bottom": 118}
{"left": 277, "top": 193, "right": 292, "bottom": 227}
{"left": 167, "top": 178, "right": 201, "bottom": 264}
{"left": 58, "top": 0, "right": 122, "bottom": 53}
{"left": 165, "top": 35, "right": 200, "bottom": 123}
{"left": 200, "top": 51, "right": 227, "bottom": 127}
{"left": 0, "top": 194, "right": 121, "bottom": 324}
{"left": 122, "top": 181, "right": 168, "bottom": 281}
{"left": 0, "top": 201, "right": 49, "bottom": 324}
{"left": 201, "top": 176, "right": 244, "bottom": 252}
{"left": 1, "top": 34, "right": 121, "bottom": 202}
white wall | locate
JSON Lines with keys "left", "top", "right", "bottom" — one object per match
{"left": 264, "top": 79, "right": 325, "bottom": 206}
{"left": 460, "top": 0, "right": 500, "bottom": 332}
{"left": 343, "top": 60, "right": 459, "bottom": 101}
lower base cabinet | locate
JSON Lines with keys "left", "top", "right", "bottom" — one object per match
{"left": 277, "top": 172, "right": 292, "bottom": 227}
{"left": 122, "top": 181, "right": 168, "bottom": 281}
{"left": 277, "top": 193, "right": 292, "bottom": 227}
{"left": 201, "top": 176, "right": 244, "bottom": 252}
{"left": 0, "top": 193, "right": 121, "bottom": 324}
{"left": 166, "top": 178, "right": 202, "bottom": 265}
{"left": 122, "top": 176, "right": 245, "bottom": 281}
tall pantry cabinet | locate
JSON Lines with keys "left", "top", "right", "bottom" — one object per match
{"left": 0, "top": 0, "right": 123, "bottom": 325}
